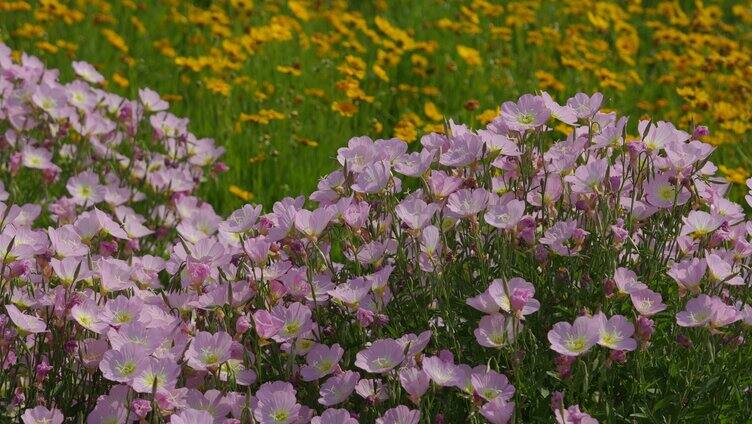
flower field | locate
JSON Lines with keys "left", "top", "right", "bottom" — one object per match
{"left": 1, "top": 1, "right": 752, "bottom": 423}
{"left": 1, "top": 0, "right": 751, "bottom": 210}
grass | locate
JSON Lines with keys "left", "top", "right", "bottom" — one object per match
{"left": 1, "top": 0, "right": 750, "bottom": 213}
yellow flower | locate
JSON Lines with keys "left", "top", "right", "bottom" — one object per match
{"left": 555, "top": 123, "right": 573, "bottom": 136}
{"left": 424, "top": 101, "right": 443, "bottom": 121}
{"left": 13, "top": 23, "right": 45, "bottom": 38}
{"left": 0, "top": 1, "right": 32, "bottom": 12}
{"left": 372, "top": 64, "right": 389, "bottom": 82}
{"left": 287, "top": 0, "right": 310, "bottom": 21}
{"left": 337, "top": 55, "right": 367, "bottom": 79}
{"left": 239, "top": 109, "right": 285, "bottom": 125}
{"left": 131, "top": 16, "right": 146, "bottom": 34}
{"left": 423, "top": 123, "right": 445, "bottom": 134}
{"left": 394, "top": 112, "right": 422, "bottom": 143}
{"left": 35, "top": 41, "right": 59, "bottom": 54}
{"left": 55, "top": 40, "right": 78, "bottom": 54}
{"left": 229, "top": 185, "right": 254, "bottom": 201}
{"left": 718, "top": 165, "right": 750, "bottom": 185}
{"left": 101, "top": 29, "right": 129, "bottom": 53}
{"left": 331, "top": 101, "right": 358, "bottom": 117}
{"left": 203, "top": 77, "right": 231, "bottom": 96}
{"left": 276, "top": 65, "right": 302, "bottom": 76}
{"left": 248, "top": 153, "right": 267, "bottom": 164}
{"left": 421, "top": 86, "right": 441, "bottom": 96}
{"left": 112, "top": 73, "right": 129, "bottom": 88}
{"left": 457, "top": 45, "right": 482, "bottom": 66}
{"left": 535, "top": 70, "right": 565, "bottom": 92}
{"left": 374, "top": 16, "right": 415, "bottom": 50}
{"left": 293, "top": 135, "right": 319, "bottom": 147}
{"left": 304, "top": 88, "right": 327, "bottom": 99}
{"left": 153, "top": 39, "right": 177, "bottom": 58}
{"left": 477, "top": 108, "right": 499, "bottom": 125}
{"left": 162, "top": 94, "right": 183, "bottom": 102}
{"left": 394, "top": 120, "right": 417, "bottom": 143}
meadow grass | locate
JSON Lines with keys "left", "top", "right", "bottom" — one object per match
{"left": 1, "top": 0, "right": 750, "bottom": 213}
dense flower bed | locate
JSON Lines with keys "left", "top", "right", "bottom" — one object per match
{"left": 2, "top": 47, "right": 752, "bottom": 423}
{"left": 2, "top": 0, "right": 751, "bottom": 207}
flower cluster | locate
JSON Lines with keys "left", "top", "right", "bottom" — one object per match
{"left": 2, "top": 48, "right": 752, "bottom": 422}
{"left": 2, "top": 0, "right": 751, "bottom": 207}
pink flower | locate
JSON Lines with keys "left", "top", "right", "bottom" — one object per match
{"left": 706, "top": 252, "right": 744, "bottom": 285}
{"left": 169, "top": 409, "right": 214, "bottom": 424}
{"left": 130, "top": 399, "right": 152, "bottom": 419}
{"left": 500, "top": 94, "right": 550, "bottom": 132}
{"left": 318, "top": 371, "right": 359, "bottom": 406}
{"left": 99, "top": 257, "right": 134, "bottom": 292}
{"left": 555, "top": 404, "right": 599, "bottom": 424}
{"left": 565, "top": 157, "right": 609, "bottom": 194}
{"left": 253, "top": 310, "right": 284, "bottom": 339}
{"left": 680, "top": 211, "right": 723, "bottom": 238}
{"left": 439, "top": 132, "right": 484, "bottom": 167}
{"left": 337, "top": 136, "right": 377, "bottom": 173}
{"left": 427, "top": 170, "right": 463, "bottom": 198}
{"left": 376, "top": 405, "right": 420, "bottom": 424}
{"left": 541, "top": 91, "right": 578, "bottom": 124}
{"left": 612, "top": 268, "right": 647, "bottom": 295}
{"left": 352, "top": 160, "right": 393, "bottom": 193}
{"left": 481, "top": 130, "right": 521, "bottom": 156}
{"left": 300, "top": 343, "right": 344, "bottom": 381}
{"left": 540, "top": 220, "right": 584, "bottom": 256}
{"left": 474, "top": 314, "right": 517, "bottom": 348}
{"left": 5, "top": 304, "right": 46, "bottom": 334}
{"left": 484, "top": 197, "right": 525, "bottom": 230}
{"left": 399, "top": 367, "right": 430, "bottom": 400}
{"left": 295, "top": 207, "right": 334, "bottom": 239}
{"left": 87, "top": 399, "right": 129, "bottom": 424}
{"left": 480, "top": 397, "right": 515, "bottom": 424}
{"left": 132, "top": 357, "right": 181, "bottom": 393}
{"left": 396, "top": 330, "right": 432, "bottom": 358}
{"left": 139, "top": 87, "right": 169, "bottom": 112}
{"left": 354, "top": 339, "right": 405, "bottom": 374}
{"left": 185, "top": 331, "right": 233, "bottom": 371}
{"left": 395, "top": 197, "right": 438, "bottom": 230}
{"left": 471, "top": 367, "right": 515, "bottom": 402}
{"left": 47, "top": 224, "right": 89, "bottom": 257}
{"left": 99, "top": 343, "right": 148, "bottom": 383}
{"left": 667, "top": 258, "right": 706, "bottom": 293}
{"left": 21, "top": 406, "right": 64, "bottom": 424}
{"left": 630, "top": 289, "right": 667, "bottom": 316}
{"left": 100, "top": 295, "right": 143, "bottom": 327}
{"left": 355, "top": 378, "right": 389, "bottom": 403}
{"left": 594, "top": 313, "right": 637, "bottom": 352}
{"left": 567, "top": 92, "right": 603, "bottom": 119}
{"left": 394, "top": 149, "right": 434, "bottom": 177}
{"left": 71, "top": 300, "right": 108, "bottom": 333}
{"left": 547, "top": 316, "right": 600, "bottom": 356}
{"left": 342, "top": 200, "right": 370, "bottom": 229}
{"left": 72, "top": 61, "right": 104, "bottom": 84}
{"left": 422, "top": 356, "right": 464, "bottom": 387}
{"left": 66, "top": 171, "right": 105, "bottom": 206}
{"left": 311, "top": 409, "right": 358, "bottom": 424}
{"left": 676, "top": 294, "right": 739, "bottom": 329}
{"left": 645, "top": 173, "right": 690, "bottom": 209}
{"left": 487, "top": 277, "right": 539, "bottom": 318}
{"left": 254, "top": 381, "right": 300, "bottom": 424}
{"left": 271, "top": 302, "right": 314, "bottom": 342}
{"left": 466, "top": 291, "right": 500, "bottom": 314}
{"left": 446, "top": 188, "right": 489, "bottom": 218}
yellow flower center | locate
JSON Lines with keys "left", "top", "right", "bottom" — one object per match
{"left": 564, "top": 336, "right": 588, "bottom": 353}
